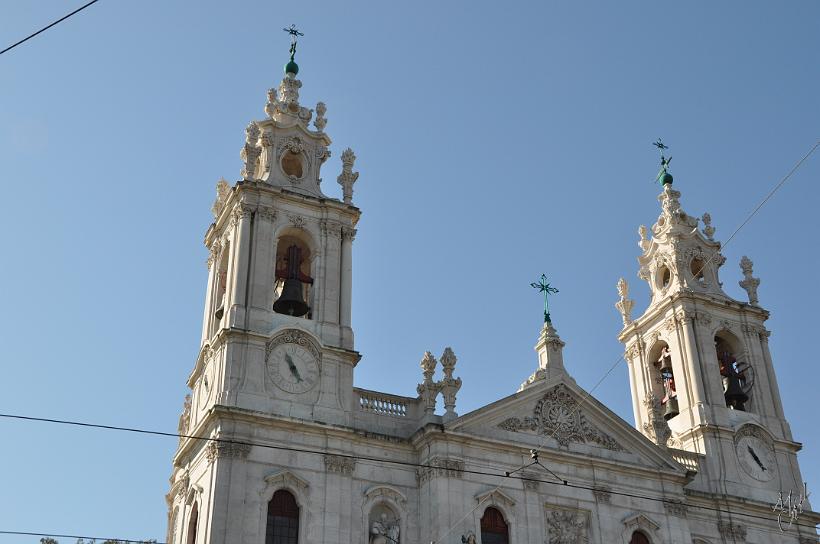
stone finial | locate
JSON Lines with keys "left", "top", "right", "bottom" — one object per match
{"left": 314, "top": 101, "right": 327, "bottom": 132}
{"left": 337, "top": 148, "right": 359, "bottom": 204}
{"left": 739, "top": 256, "right": 760, "bottom": 306}
{"left": 420, "top": 351, "right": 437, "bottom": 383}
{"left": 240, "top": 122, "right": 261, "bottom": 181}
{"left": 638, "top": 225, "right": 650, "bottom": 251}
{"left": 439, "top": 347, "right": 462, "bottom": 422}
{"left": 701, "top": 212, "right": 715, "bottom": 240}
{"left": 416, "top": 349, "right": 462, "bottom": 421}
{"left": 615, "top": 277, "right": 635, "bottom": 327}
{"left": 520, "top": 322, "right": 567, "bottom": 390}
{"left": 417, "top": 351, "right": 439, "bottom": 416}
{"left": 211, "top": 178, "right": 231, "bottom": 219}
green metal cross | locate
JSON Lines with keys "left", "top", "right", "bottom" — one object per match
{"left": 283, "top": 24, "right": 304, "bottom": 60}
{"left": 653, "top": 138, "right": 672, "bottom": 185}
{"left": 531, "top": 274, "right": 559, "bottom": 324}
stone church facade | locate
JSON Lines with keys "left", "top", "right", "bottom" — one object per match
{"left": 165, "top": 46, "right": 819, "bottom": 544}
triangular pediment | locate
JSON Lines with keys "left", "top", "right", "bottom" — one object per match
{"left": 446, "top": 376, "right": 684, "bottom": 472}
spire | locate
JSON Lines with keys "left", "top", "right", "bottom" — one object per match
{"left": 264, "top": 26, "right": 313, "bottom": 126}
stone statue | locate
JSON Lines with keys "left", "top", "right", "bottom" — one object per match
{"left": 461, "top": 532, "right": 477, "bottom": 544}
{"left": 369, "top": 512, "right": 399, "bottom": 544}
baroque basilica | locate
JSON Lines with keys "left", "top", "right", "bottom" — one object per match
{"left": 165, "top": 39, "right": 818, "bottom": 544}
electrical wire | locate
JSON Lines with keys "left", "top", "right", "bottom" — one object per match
{"left": 0, "top": 412, "right": 816, "bottom": 532}
{"left": 0, "top": 529, "right": 160, "bottom": 543}
{"left": 0, "top": 0, "right": 101, "bottom": 57}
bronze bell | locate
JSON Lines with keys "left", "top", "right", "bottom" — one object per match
{"left": 724, "top": 373, "right": 748, "bottom": 411}
{"left": 272, "top": 244, "right": 313, "bottom": 318}
{"left": 273, "top": 278, "right": 309, "bottom": 317}
{"left": 663, "top": 397, "right": 679, "bottom": 420}
{"left": 214, "top": 303, "right": 224, "bottom": 320}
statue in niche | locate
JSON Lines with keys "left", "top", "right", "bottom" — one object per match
{"left": 369, "top": 511, "right": 400, "bottom": 544}
{"left": 461, "top": 532, "right": 477, "bottom": 544}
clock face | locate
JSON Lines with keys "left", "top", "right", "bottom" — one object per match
{"left": 736, "top": 435, "right": 776, "bottom": 482}
{"left": 268, "top": 343, "right": 320, "bottom": 394}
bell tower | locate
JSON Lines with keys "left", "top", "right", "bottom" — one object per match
{"left": 187, "top": 28, "right": 361, "bottom": 438}
{"left": 615, "top": 143, "right": 807, "bottom": 503}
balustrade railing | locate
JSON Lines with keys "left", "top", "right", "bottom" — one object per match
{"left": 355, "top": 388, "right": 411, "bottom": 418}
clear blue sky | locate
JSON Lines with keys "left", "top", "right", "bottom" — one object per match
{"left": 1, "top": 1, "right": 818, "bottom": 542}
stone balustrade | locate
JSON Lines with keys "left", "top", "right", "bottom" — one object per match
{"left": 355, "top": 388, "right": 411, "bottom": 417}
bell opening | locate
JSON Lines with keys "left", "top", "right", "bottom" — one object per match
{"left": 716, "top": 333, "right": 750, "bottom": 412}
{"left": 650, "top": 341, "right": 679, "bottom": 421}
{"left": 273, "top": 235, "right": 314, "bottom": 319}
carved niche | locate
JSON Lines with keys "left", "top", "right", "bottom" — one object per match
{"left": 497, "top": 384, "right": 625, "bottom": 451}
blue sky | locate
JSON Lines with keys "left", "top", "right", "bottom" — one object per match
{"left": 1, "top": 1, "right": 818, "bottom": 541}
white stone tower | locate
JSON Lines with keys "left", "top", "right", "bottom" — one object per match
{"left": 616, "top": 151, "right": 808, "bottom": 505}
{"left": 166, "top": 33, "right": 361, "bottom": 543}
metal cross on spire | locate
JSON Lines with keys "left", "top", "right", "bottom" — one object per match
{"left": 653, "top": 138, "right": 673, "bottom": 185}
{"left": 531, "top": 274, "right": 559, "bottom": 324}
{"left": 283, "top": 24, "right": 304, "bottom": 60}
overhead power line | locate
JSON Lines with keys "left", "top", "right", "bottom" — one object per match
{"left": 0, "top": 0, "right": 101, "bottom": 57}
{"left": 0, "top": 529, "right": 160, "bottom": 544}
{"left": 0, "top": 412, "right": 816, "bottom": 532}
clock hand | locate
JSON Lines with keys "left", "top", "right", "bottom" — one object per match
{"left": 747, "top": 445, "right": 766, "bottom": 471}
{"left": 284, "top": 353, "right": 303, "bottom": 382}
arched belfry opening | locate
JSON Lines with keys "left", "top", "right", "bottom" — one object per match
{"left": 273, "top": 233, "right": 314, "bottom": 319}
{"left": 647, "top": 340, "right": 679, "bottom": 420}
{"left": 715, "top": 332, "right": 752, "bottom": 411}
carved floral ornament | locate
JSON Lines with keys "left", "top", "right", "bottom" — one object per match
{"left": 497, "top": 384, "right": 624, "bottom": 451}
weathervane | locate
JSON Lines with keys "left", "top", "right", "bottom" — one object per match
{"left": 283, "top": 24, "right": 304, "bottom": 61}
{"left": 531, "top": 274, "right": 559, "bottom": 325}
{"left": 653, "top": 138, "right": 674, "bottom": 186}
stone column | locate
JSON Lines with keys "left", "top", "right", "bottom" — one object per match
{"left": 680, "top": 315, "right": 710, "bottom": 417}
{"left": 340, "top": 227, "right": 356, "bottom": 346}
{"left": 203, "top": 440, "right": 252, "bottom": 543}
{"left": 201, "top": 244, "right": 219, "bottom": 343}
{"left": 228, "top": 204, "right": 254, "bottom": 328}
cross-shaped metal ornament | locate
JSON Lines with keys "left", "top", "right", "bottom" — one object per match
{"left": 282, "top": 24, "right": 304, "bottom": 59}
{"left": 653, "top": 138, "right": 672, "bottom": 184}
{"left": 531, "top": 274, "right": 559, "bottom": 324}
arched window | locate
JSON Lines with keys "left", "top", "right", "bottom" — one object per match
{"left": 266, "top": 489, "right": 300, "bottom": 544}
{"left": 186, "top": 502, "right": 199, "bottom": 544}
{"left": 630, "top": 530, "right": 651, "bottom": 544}
{"left": 480, "top": 507, "right": 509, "bottom": 544}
